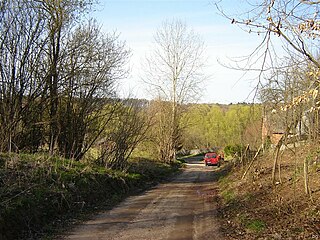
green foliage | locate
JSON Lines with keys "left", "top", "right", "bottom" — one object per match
{"left": 263, "top": 136, "right": 272, "bottom": 150}
{"left": 245, "top": 219, "right": 266, "bottom": 232}
{"left": 218, "top": 174, "right": 237, "bottom": 203}
{"left": 93, "top": 101, "right": 149, "bottom": 170}
{"left": 180, "top": 104, "right": 262, "bottom": 150}
{"left": 221, "top": 189, "right": 236, "bottom": 203}
{"left": 224, "top": 144, "right": 245, "bottom": 156}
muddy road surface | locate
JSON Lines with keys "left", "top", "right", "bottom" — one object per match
{"left": 61, "top": 156, "right": 225, "bottom": 240}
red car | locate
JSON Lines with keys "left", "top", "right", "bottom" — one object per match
{"left": 204, "top": 152, "right": 221, "bottom": 167}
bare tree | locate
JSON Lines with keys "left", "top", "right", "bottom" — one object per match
{"left": 144, "top": 19, "right": 206, "bottom": 162}
{"left": 57, "top": 20, "right": 130, "bottom": 160}
{"left": 216, "top": 0, "right": 320, "bottom": 193}
{"left": 216, "top": 0, "right": 320, "bottom": 86}
{"left": 38, "top": 0, "right": 96, "bottom": 154}
{"left": 0, "top": 0, "right": 47, "bottom": 152}
{"left": 260, "top": 59, "right": 317, "bottom": 188}
{"left": 96, "top": 100, "right": 150, "bottom": 170}
{"left": 0, "top": 0, "right": 131, "bottom": 164}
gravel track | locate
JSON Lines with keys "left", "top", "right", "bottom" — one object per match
{"left": 61, "top": 156, "right": 224, "bottom": 240}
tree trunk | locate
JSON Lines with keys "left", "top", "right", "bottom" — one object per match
{"left": 242, "top": 144, "right": 262, "bottom": 180}
{"left": 271, "top": 122, "right": 295, "bottom": 184}
{"left": 240, "top": 144, "right": 250, "bottom": 167}
{"left": 304, "top": 157, "right": 310, "bottom": 195}
{"left": 272, "top": 144, "right": 281, "bottom": 184}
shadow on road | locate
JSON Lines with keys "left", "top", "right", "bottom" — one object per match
{"left": 61, "top": 155, "right": 234, "bottom": 240}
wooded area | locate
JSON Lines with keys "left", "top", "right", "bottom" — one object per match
{"left": 1, "top": 0, "right": 319, "bottom": 192}
{"left": 214, "top": 0, "right": 320, "bottom": 195}
{"left": 0, "top": 1, "right": 260, "bottom": 168}
{"left": 0, "top": 0, "right": 148, "bottom": 170}
{"left": 1, "top": 0, "right": 317, "bottom": 174}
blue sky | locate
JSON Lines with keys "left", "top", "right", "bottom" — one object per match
{"left": 92, "top": 0, "right": 271, "bottom": 104}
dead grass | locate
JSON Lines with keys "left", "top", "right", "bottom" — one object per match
{"left": 217, "top": 143, "right": 320, "bottom": 239}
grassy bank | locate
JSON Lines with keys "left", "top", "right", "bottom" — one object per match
{"left": 216, "top": 145, "right": 320, "bottom": 239}
{"left": 0, "top": 153, "right": 182, "bottom": 240}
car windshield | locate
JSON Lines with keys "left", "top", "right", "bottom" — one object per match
{"left": 205, "top": 153, "right": 217, "bottom": 158}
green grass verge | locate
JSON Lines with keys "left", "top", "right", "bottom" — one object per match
{"left": 218, "top": 172, "right": 237, "bottom": 204}
{"left": 236, "top": 214, "right": 266, "bottom": 233}
{"left": 0, "top": 153, "right": 182, "bottom": 239}
{"left": 245, "top": 219, "right": 266, "bottom": 232}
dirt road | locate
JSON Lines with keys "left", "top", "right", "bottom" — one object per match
{"left": 61, "top": 156, "right": 225, "bottom": 240}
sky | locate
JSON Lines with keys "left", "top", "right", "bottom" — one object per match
{"left": 91, "top": 0, "right": 272, "bottom": 104}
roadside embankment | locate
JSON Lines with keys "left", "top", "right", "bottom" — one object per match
{"left": 0, "top": 154, "right": 182, "bottom": 239}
